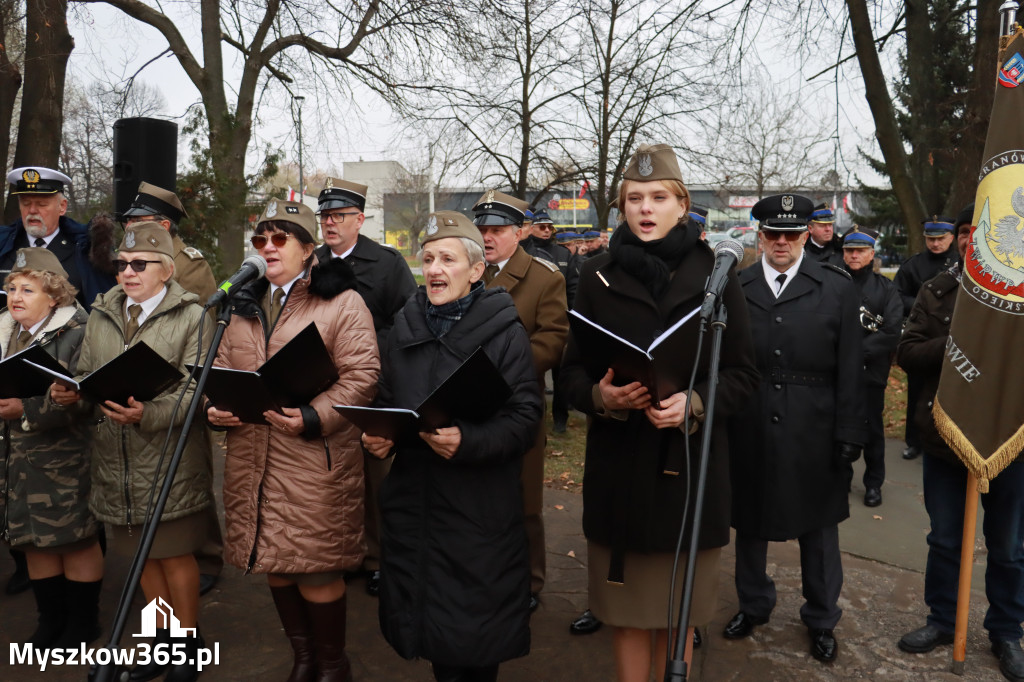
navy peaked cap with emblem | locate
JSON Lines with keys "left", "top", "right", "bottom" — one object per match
{"left": 752, "top": 193, "right": 814, "bottom": 230}
{"left": 421, "top": 210, "right": 484, "bottom": 248}
{"left": 689, "top": 205, "right": 709, "bottom": 225}
{"left": 7, "top": 167, "right": 71, "bottom": 195}
{"left": 318, "top": 177, "right": 367, "bottom": 212}
{"left": 809, "top": 202, "right": 834, "bottom": 223}
{"left": 123, "top": 181, "right": 187, "bottom": 224}
{"left": 532, "top": 209, "right": 553, "bottom": 225}
{"left": 922, "top": 215, "right": 955, "bottom": 236}
{"left": 842, "top": 226, "right": 879, "bottom": 248}
{"left": 472, "top": 190, "right": 529, "bottom": 227}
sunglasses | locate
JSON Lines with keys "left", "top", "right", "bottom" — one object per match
{"left": 250, "top": 232, "right": 294, "bottom": 249}
{"left": 316, "top": 211, "right": 360, "bottom": 224}
{"left": 761, "top": 230, "right": 805, "bottom": 242}
{"left": 114, "top": 259, "right": 162, "bottom": 272}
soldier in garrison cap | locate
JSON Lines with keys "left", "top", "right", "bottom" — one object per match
{"left": 0, "top": 167, "right": 117, "bottom": 315}
{"left": 726, "top": 193, "right": 865, "bottom": 663}
{"left": 313, "top": 177, "right": 416, "bottom": 596}
{"left": 123, "top": 181, "right": 222, "bottom": 594}
{"left": 805, "top": 203, "right": 845, "bottom": 268}
{"left": 123, "top": 182, "right": 217, "bottom": 308}
{"left": 473, "top": 189, "right": 568, "bottom": 612}
{"left": 892, "top": 213, "right": 958, "bottom": 461}
{"left": 840, "top": 227, "right": 901, "bottom": 508}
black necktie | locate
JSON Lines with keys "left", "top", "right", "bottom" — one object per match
{"left": 775, "top": 273, "right": 787, "bottom": 296}
{"left": 485, "top": 264, "right": 499, "bottom": 284}
{"left": 33, "top": 238, "right": 45, "bottom": 247}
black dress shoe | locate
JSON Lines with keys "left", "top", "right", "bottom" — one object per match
{"left": 898, "top": 624, "right": 953, "bottom": 653}
{"left": 569, "top": 609, "right": 602, "bottom": 635}
{"left": 992, "top": 639, "right": 1024, "bottom": 682}
{"left": 529, "top": 592, "right": 540, "bottom": 612}
{"left": 693, "top": 628, "right": 702, "bottom": 649}
{"left": 723, "top": 611, "right": 768, "bottom": 639}
{"left": 198, "top": 573, "right": 218, "bottom": 596}
{"left": 810, "top": 628, "right": 838, "bottom": 662}
{"left": 864, "top": 487, "right": 882, "bottom": 507}
{"left": 902, "top": 446, "right": 922, "bottom": 460}
{"left": 366, "top": 570, "right": 380, "bottom": 597}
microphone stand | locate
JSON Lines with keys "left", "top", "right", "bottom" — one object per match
{"left": 665, "top": 303, "right": 728, "bottom": 682}
{"left": 92, "top": 302, "right": 233, "bottom": 682}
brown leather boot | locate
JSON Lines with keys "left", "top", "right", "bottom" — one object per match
{"left": 271, "top": 585, "right": 317, "bottom": 682}
{"left": 305, "top": 595, "right": 353, "bottom": 682}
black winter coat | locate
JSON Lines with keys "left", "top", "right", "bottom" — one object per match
{"left": 729, "top": 258, "right": 867, "bottom": 540}
{"left": 847, "top": 265, "right": 903, "bottom": 387}
{"left": 804, "top": 236, "right": 845, "bottom": 268}
{"left": 559, "top": 243, "right": 759, "bottom": 577}
{"left": 894, "top": 245, "right": 958, "bottom": 316}
{"left": 376, "top": 286, "right": 541, "bottom": 668}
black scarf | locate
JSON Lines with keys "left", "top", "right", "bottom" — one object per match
{"left": 609, "top": 219, "right": 699, "bottom": 298}
{"left": 425, "top": 280, "right": 485, "bottom": 338}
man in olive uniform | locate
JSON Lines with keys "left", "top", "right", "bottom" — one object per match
{"left": 474, "top": 190, "right": 568, "bottom": 612}
{"left": 122, "top": 182, "right": 222, "bottom": 596}
{"left": 893, "top": 216, "right": 958, "bottom": 461}
{"left": 804, "top": 203, "right": 844, "bottom": 267}
{"left": 725, "top": 193, "right": 865, "bottom": 663}
{"left": 313, "top": 177, "right": 417, "bottom": 595}
{"left": 123, "top": 182, "right": 217, "bottom": 305}
{"left": 840, "top": 227, "right": 902, "bottom": 507}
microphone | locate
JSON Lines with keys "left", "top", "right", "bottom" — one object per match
{"left": 204, "top": 255, "right": 268, "bottom": 309}
{"left": 699, "top": 239, "right": 744, "bottom": 322}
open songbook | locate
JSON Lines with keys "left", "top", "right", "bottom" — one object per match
{"left": 0, "top": 344, "right": 75, "bottom": 399}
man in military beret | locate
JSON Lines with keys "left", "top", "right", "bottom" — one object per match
{"left": 474, "top": 189, "right": 568, "bottom": 612}
{"left": 804, "top": 203, "right": 845, "bottom": 267}
{"left": 122, "top": 181, "right": 223, "bottom": 594}
{"left": 123, "top": 182, "right": 217, "bottom": 306}
{"left": 840, "top": 227, "right": 902, "bottom": 507}
{"left": 893, "top": 214, "right": 959, "bottom": 461}
{"left": 1, "top": 167, "right": 118, "bottom": 596}
{"left": 0, "top": 167, "right": 117, "bottom": 312}
{"left": 313, "top": 177, "right": 416, "bottom": 596}
{"left": 725, "top": 193, "right": 865, "bottom": 663}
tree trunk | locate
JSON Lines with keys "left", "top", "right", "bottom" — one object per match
{"left": 845, "top": 0, "right": 926, "bottom": 252}
{"left": 5, "top": 0, "right": 74, "bottom": 222}
{"left": 0, "top": 0, "right": 22, "bottom": 177}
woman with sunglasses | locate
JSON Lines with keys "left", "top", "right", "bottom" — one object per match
{"left": 51, "top": 222, "right": 213, "bottom": 682}
{"left": 207, "top": 200, "right": 378, "bottom": 682}
{"left": 559, "top": 144, "right": 758, "bottom": 682}
{"left": 0, "top": 248, "right": 102, "bottom": 650}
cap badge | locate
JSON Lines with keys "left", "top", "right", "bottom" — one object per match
{"left": 286, "top": 206, "right": 299, "bottom": 214}
{"left": 267, "top": 200, "right": 278, "bottom": 218}
{"left": 125, "top": 231, "right": 137, "bottom": 249}
{"left": 444, "top": 217, "right": 456, "bottom": 226}
{"left": 638, "top": 154, "right": 653, "bottom": 177}
{"left": 486, "top": 189, "right": 495, "bottom": 204}
{"left": 324, "top": 177, "right": 334, "bottom": 190}
{"left": 425, "top": 215, "right": 438, "bottom": 236}
{"left": 15, "top": 252, "right": 26, "bottom": 268}
{"left": 781, "top": 195, "right": 794, "bottom": 212}
{"left": 148, "top": 236, "right": 159, "bottom": 246}
{"left": 22, "top": 169, "right": 40, "bottom": 185}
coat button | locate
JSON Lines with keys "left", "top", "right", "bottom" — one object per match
{"left": 943, "top": 317, "right": 950, "bottom": 323}
{"left": 771, "top": 415, "right": 780, "bottom": 423}
{"left": 773, "top": 349, "right": 782, "bottom": 357}
{"left": 774, "top": 316, "right": 782, "bottom": 323}
{"left": 774, "top": 384, "right": 782, "bottom": 390}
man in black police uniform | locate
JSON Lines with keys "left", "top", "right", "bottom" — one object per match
{"left": 522, "top": 208, "right": 578, "bottom": 306}
{"left": 690, "top": 204, "right": 709, "bottom": 238}
{"left": 313, "top": 177, "right": 417, "bottom": 596}
{"left": 840, "top": 227, "right": 902, "bottom": 507}
{"left": 804, "top": 202, "right": 844, "bottom": 267}
{"left": 724, "top": 193, "right": 865, "bottom": 663}
{"left": 893, "top": 215, "right": 958, "bottom": 461}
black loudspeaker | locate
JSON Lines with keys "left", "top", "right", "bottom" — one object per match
{"left": 112, "top": 117, "right": 178, "bottom": 218}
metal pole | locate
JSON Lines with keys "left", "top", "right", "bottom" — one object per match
{"left": 295, "top": 95, "right": 305, "bottom": 200}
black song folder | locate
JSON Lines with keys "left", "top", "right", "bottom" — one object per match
{"left": 193, "top": 322, "right": 339, "bottom": 425}
{"left": 0, "top": 344, "right": 74, "bottom": 399}
{"left": 334, "top": 346, "right": 512, "bottom": 441}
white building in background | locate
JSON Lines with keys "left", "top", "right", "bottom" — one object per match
{"left": 343, "top": 160, "right": 409, "bottom": 243}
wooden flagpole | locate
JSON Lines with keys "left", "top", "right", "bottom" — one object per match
{"left": 951, "top": 472, "right": 980, "bottom": 675}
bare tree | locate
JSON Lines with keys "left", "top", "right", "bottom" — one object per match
{"left": 76, "top": 0, "right": 459, "bottom": 271}
{"left": 386, "top": 128, "right": 461, "bottom": 253}
{"left": 0, "top": 0, "right": 23, "bottom": 174}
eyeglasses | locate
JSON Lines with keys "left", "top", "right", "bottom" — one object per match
{"left": 316, "top": 211, "right": 360, "bottom": 225}
{"left": 114, "top": 259, "right": 162, "bottom": 272}
{"left": 250, "top": 232, "right": 293, "bottom": 249}
{"left": 761, "top": 230, "right": 804, "bottom": 242}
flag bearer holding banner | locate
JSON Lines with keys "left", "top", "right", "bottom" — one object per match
{"left": 928, "top": 4, "right": 1024, "bottom": 679}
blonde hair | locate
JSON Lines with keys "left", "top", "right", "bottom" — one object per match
{"left": 617, "top": 179, "right": 691, "bottom": 216}
{"left": 4, "top": 270, "right": 78, "bottom": 307}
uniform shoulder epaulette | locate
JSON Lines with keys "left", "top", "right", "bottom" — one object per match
{"left": 823, "top": 263, "right": 852, "bottom": 279}
{"left": 182, "top": 246, "right": 205, "bottom": 260}
{"left": 532, "top": 256, "right": 559, "bottom": 273}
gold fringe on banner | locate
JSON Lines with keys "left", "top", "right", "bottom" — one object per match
{"left": 933, "top": 397, "right": 1024, "bottom": 494}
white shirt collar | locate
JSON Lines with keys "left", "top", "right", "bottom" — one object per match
{"left": 762, "top": 251, "right": 804, "bottom": 298}
{"left": 270, "top": 273, "right": 303, "bottom": 301}
{"left": 20, "top": 316, "right": 49, "bottom": 338}
{"left": 32, "top": 230, "right": 59, "bottom": 248}
{"left": 126, "top": 285, "right": 169, "bottom": 326}
{"left": 331, "top": 243, "right": 356, "bottom": 260}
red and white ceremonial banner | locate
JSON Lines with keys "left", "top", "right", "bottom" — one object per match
{"left": 934, "top": 26, "right": 1024, "bottom": 493}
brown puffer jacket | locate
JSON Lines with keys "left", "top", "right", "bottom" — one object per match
{"left": 217, "top": 256, "right": 379, "bottom": 575}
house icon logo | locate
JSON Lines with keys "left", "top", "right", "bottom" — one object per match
{"left": 134, "top": 597, "right": 197, "bottom": 638}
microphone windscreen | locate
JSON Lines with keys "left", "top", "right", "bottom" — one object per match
{"left": 713, "top": 238, "right": 744, "bottom": 262}
{"left": 242, "top": 254, "right": 269, "bottom": 277}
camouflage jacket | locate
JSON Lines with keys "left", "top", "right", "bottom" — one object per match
{"left": 0, "top": 303, "right": 99, "bottom": 548}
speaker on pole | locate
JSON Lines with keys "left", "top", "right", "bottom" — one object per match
{"left": 112, "top": 118, "right": 178, "bottom": 219}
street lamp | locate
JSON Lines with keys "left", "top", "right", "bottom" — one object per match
{"left": 294, "top": 95, "right": 305, "bottom": 200}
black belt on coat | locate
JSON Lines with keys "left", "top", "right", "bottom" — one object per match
{"left": 769, "top": 367, "right": 833, "bottom": 387}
